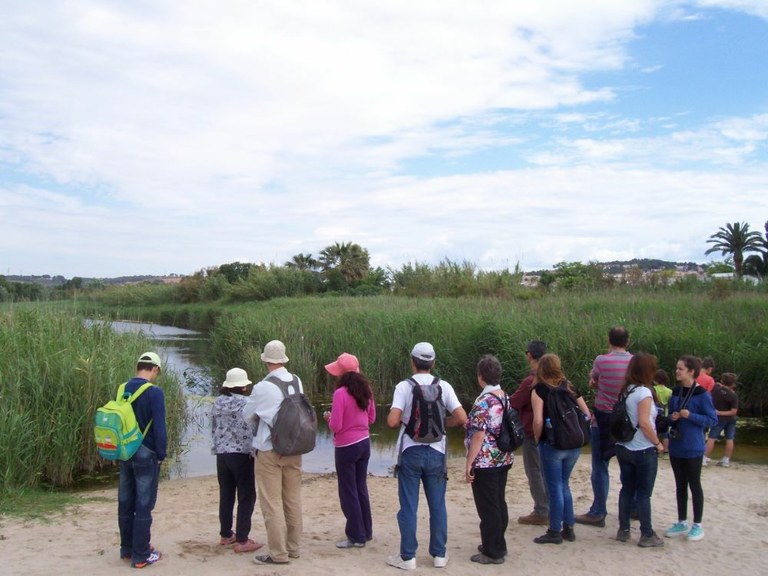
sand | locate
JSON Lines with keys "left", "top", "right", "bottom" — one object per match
{"left": 2, "top": 456, "right": 767, "bottom": 576}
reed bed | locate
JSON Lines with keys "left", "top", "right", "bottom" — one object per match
{"left": 0, "top": 304, "right": 187, "bottom": 493}
{"left": 200, "top": 291, "right": 768, "bottom": 412}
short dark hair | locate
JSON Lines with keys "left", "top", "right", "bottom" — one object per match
{"left": 412, "top": 356, "right": 434, "bottom": 371}
{"left": 137, "top": 362, "right": 159, "bottom": 373}
{"left": 654, "top": 369, "right": 669, "bottom": 386}
{"left": 720, "top": 372, "right": 738, "bottom": 387}
{"left": 527, "top": 340, "right": 547, "bottom": 360}
{"left": 477, "top": 354, "right": 502, "bottom": 384}
{"left": 608, "top": 326, "right": 629, "bottom": 348}
{"left": 702, "top": 357, "right": 715, "bottom": 369}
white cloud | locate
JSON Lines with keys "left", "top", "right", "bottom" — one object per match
{"left": 0, "top": 1, "right": 766, "bottom": 277}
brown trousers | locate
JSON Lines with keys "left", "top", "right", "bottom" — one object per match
{"left": 255, "top": 449, "right": 303, "bottom": 562}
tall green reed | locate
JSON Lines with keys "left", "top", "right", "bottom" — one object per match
{"left": 204, "top": 292, "right": 768, "bottom": 413}
{"left": 0, "top": 304, "right": 186, "bottom": 492}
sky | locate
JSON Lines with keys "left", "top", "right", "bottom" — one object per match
{"left": 1, "top": 0, "right": 767, "bottom": 278}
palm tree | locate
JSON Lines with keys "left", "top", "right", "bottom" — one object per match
{"left": 705, "top": 222, "right": 763, "bottom": 277}
{"left": 743, "top": 220, "right": 768, "bottom": 279}
{"left": 285, "top": 253, "right": 319, "bottom": 271}
{"left": 319, "top": 242, "right": 371, "bottom": 284}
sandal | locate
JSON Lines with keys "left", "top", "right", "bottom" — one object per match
{"left": 234, "top": 539, "right": 264, "bottom": 553}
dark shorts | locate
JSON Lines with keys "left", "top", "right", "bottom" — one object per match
{"left": 708, "top": 420, "right": 736, "bottom": 441}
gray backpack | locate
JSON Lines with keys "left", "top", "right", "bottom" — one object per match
{"left": 266, "top": 374, "right": 317, "bottom": 456}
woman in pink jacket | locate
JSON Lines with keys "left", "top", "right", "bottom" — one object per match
{"left": 323, "top": 353, "right": 376, "bottom": 549}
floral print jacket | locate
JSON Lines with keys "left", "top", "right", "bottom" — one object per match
{"left": 464, "top": 390, "right": 515, "bottom": 469}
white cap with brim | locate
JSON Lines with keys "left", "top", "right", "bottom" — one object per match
{"left": 137, "top": 352, "right": 162, "bottom": 369}
{"left": 411, "top": 342, "right": 435, "bottom": 361}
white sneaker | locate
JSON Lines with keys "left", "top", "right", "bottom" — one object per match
{"left": 703, "top": 456, "right": 711, "bottom": 466}
{"left": 386, "top": 554, "right": 416, "bottom": 570}
{"left": 717, "top": 458, "right": 730, "bottom": 468}
{"left": 433, "top": 555, "right": 448, "bottom": 568}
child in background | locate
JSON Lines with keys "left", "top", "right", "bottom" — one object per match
{"left": 654, "top": 369, "right": 673, "bottom": 453}
{"left": 704, "top": 373, "right": 739, "bottom": 467}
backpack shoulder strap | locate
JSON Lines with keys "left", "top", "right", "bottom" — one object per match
{"left": 116, "top": 382, "right": 153, "bottom": 403}
{"left": 265, "top": 374, "right": 298, "bottom": 398}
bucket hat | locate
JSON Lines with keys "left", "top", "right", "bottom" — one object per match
{"left": 223, "top": 367, "right": 252, "bottom": 388}
{"left": 260, "top": 340, "right": 289, "bottom": 364}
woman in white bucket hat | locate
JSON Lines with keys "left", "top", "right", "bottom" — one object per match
{"left": 212, "top": 367, "right": 264, "bottom": 553}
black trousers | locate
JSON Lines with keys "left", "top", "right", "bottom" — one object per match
{"left": 670, "top": 455, "right": 704, "bottom": 524}
{"left": 217, "top": 453, "right": 256, "bottom": 542}
{"left": 470, "top": 465, "right": 511, "bottom": 559}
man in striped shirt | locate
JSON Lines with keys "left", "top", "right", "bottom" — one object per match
{"left": 575, "top": 326, "right": 632, "bottom": 527}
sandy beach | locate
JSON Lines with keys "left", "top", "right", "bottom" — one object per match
{"left": 2, "top": 455, "right": 766, "bottom": 576}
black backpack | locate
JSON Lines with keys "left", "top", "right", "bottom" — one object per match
{"left": 484, "top": 392, "right": 525, "bottom": 453}
{"left": 403, "top": 376, "right": 446, "bottom": 443}
{"left": 609, "top": 387, "right": 638, "bottom": 442}
{"left": 546, "top": 381, "right": 591, "bottom": 450}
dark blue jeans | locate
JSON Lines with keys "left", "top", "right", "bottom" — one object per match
{"left": 396, "top": 445, "right": 447, "bottom": 560}
{"left": 616, "top": 445, "right": 659, "bottom": 537}
{"left": 336, "top": 438, "right": 373, "bottom": 544}
{"left": 217, "top": 452, "right": 256, "bottom": 542}
{"left": 119, "top": 444, "right": 161, "bottom": 563}
{"left": 587, "top": 410, "right": 614, "bottom": 517}
{"left": 538, "top": 442, "right": 580, "bottom": 532}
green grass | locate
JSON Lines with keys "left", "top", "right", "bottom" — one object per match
{"left": 0, "top": 486, "right": 107, "bottom": 520}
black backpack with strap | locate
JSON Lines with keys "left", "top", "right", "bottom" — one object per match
{"left": 609, "top": 387, "right": 638, "bottom": 442}
{"left": 403, "top": 376, "right": 446, "bottom": 443}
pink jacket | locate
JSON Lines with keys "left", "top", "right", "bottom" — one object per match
{"left": 328, "top": 386, "right": 376, "bottom": 447}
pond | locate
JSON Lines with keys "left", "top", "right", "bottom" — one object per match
{"left": 106, "top": 320, "right": 768, "bottom": 477}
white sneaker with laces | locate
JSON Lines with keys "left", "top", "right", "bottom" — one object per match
{"left": 703, "top": 456, "right": 711, "bottom": 466}
{"left": 717, "top": 458, "right": 730, "bottom": 467}
{"left": 386, "top": 554, "right": 416, "bottom": 570}
{"left": 433, "top": 555, "right": 448, "bottom": 568}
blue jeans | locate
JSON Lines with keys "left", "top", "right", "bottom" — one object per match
{"left": 118, "top": 444, "right": 161, "bottom": 563}
{"left": 396, "top": 445, "right": 447, "bottom": 560}
{"left": 538, "top": 441, "right": 580, "bottom": 532}
{"left": 587, "top": 412, "right": 613, "bottom": 517}
{"left": 616, "top": 445, "right": 659, "bottom": 537}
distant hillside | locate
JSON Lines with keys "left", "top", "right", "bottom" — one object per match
{"left": 3, "top": 274, "right": 182, "bottom": 287}
{"left": 528, "top": 259, "right": 704, "bottom": 276}
{"left": 3, "top": 260, "right": 710, "bottom": 287}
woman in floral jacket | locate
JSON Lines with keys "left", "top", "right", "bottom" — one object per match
{"left": 464, "top": 355, "right": 514, "bottom": 565}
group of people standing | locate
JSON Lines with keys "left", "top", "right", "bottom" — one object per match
{"left": 113, "top": 328, "right": 739, "bottom": 569}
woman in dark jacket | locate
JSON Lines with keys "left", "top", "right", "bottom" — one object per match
{"left": 664, "top": 355, "right": 717, "bottom": 543}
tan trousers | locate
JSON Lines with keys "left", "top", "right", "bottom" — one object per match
{"left": 256, "top": 450, "right": 303, "bottom": 562}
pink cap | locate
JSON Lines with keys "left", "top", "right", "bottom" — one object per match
{"left": 325, "top": 352, "right": 360, "bottom": 376}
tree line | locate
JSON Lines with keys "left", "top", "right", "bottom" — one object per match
{"left": 2, "top": 222, "right": 767, "bottom": 304}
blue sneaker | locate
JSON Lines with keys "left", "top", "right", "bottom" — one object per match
{"left": 687, "top": 525, "right": 705, "bottom": 541}
{"left": 664, "top": 522, "right": 688, "bottom": 538}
